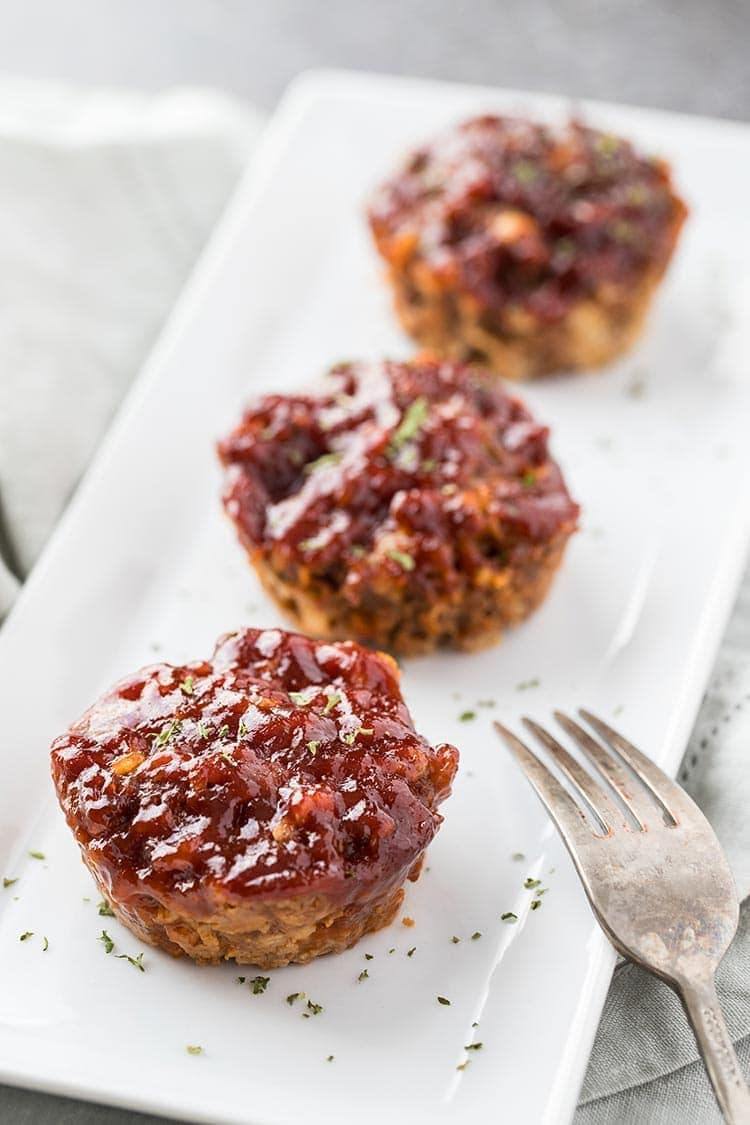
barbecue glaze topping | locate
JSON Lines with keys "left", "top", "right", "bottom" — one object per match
{"left": 51, "top": 629, "right": 458, "bottom": 909}
{"left": 369, "top": 115, "right": 684, "bottom": 320}
{"left": 219, "top": 355, "right": 579, "bottom": 589}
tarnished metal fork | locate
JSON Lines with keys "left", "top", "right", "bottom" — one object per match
{"left": 495, "top": 709, "right": 750, "bottom": 1125}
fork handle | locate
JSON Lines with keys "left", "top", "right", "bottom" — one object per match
{"left": 678, "top": 975, "right": 750, "bottom": 1124}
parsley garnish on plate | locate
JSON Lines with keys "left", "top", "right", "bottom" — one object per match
{"left": 437, "top": 996, "right": 451, "bottom": 1006}
{"left": 19, "top": 931, "right": 33, "bottom": 942}
{"left": 286, "top": 992, "right": 305, "bottom": 1005}
{"left": 471, "top": 931, "right": 481, "bottom": 940}
{"left": 186, "top": 1045, "right": 203, "bottom": 1056}
{"left": 524, "top": 877, "right": 541, "bottom": 890}
{"left": 179, "top": 676, "right": 195, "bottom": 696}
{"left": 42, "top": 936, "right": 49, "bottom": 951}
{"left": 99, "top": 929, "right": 144, "bottom": 969}
{"left": 459, "top": 711, "right": 476, "bottom": 722}
{"left": 358, "top": 969, "right": 369, "bottom": 982}
{"left": 116, "top": 951, "right": 145, "bottom": 971}
{"left": 28, "top": 850, "right": 45, "bottom": 861}
{"left": 305, "top": 1000, "right": 323, "bottom": 1016}
{"left": 250, "top": 976, "right": 270, "bottom": 994}
{"left": 2, "top": 877, "right": 18, "bottom": 889}
{"left": 501, "top": 912, "right": 518, "bottom": 923}
{"left": 98, "top": 900, "right": 115, "bottom": 917}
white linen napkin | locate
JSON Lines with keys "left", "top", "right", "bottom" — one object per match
{"left": 0, "top": 76, "right": 747, "bottom": 1125}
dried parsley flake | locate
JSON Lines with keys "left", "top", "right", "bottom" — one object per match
{"left": 323, "top": 692, "right": 342, "bottom": 715}
{"left": 388, "top": 397, "right": 429, "bottom": 457}
{"left": 387, "top": 549, "right": 416, "bottom": 572}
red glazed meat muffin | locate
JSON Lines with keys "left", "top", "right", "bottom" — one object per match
{"left": 50, "top": 627, "right": 458, "bottom": 968}
{"left": 368, "top": 115, "right": 687, "bottom": 380}
{"left": 219, "top": 355, "right": 579, "bottom": 655}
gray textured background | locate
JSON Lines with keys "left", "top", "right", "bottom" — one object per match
{"left": 1, "top": 1, "right": 748, "bottom": 1122}
{"left": 2, "top": 0, "right": 750, "bottom": 119}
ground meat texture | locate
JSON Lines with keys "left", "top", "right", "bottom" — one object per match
{"left": 218, "top": 355, "right": 579, "bottom": 655}
{"left": 368, "top": 115, "right": 687, "bottom": 380}
{"left": 50, "top": 628, "right": 459, "bottom": 968}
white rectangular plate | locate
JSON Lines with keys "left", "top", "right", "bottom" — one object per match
{"left": 2, "top": 70, "right": 750, "bottom": 1125}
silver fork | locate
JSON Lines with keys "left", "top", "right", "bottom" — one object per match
{"left": 495, "top": 709, "right": 750, "bottom": 1125}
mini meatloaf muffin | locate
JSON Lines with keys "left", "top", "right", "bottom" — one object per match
{"left": 50, "top": 627, "right": 458, "bottom": 968}
{"left": 218, "top": 356, "right": 579, "bottom": 654}
{"left": 368, "top": 115, "right": 687, "bottom": 379}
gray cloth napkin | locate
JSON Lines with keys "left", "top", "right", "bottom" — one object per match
{"left": 576, "top": 565, "right": 750, "bottom": 1123}
{"left": 0, "top": 78, "right": 747, "bottom": 1125}
{"left": 0, "top": 78, "right": 261, "bottom": 605}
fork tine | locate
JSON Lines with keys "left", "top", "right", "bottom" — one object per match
{"left": 493, "top": 721, "right": 593, "bottom": 848}
{"left": 553, "top": 711, "right": 648, "bottom": 830}
{"left": 522, "top": 718, "right": 623, "bottom": 835}
{"left": 579, "top": 709, "right": 682, "bottom": 823}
